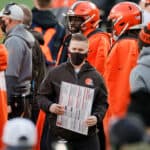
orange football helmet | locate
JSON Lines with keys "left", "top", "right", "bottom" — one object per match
{"left": 67, "top": 1, "right": 100, "bottom": 33}
{"left": 139, "top": 22, "right": 150, "bottom": 46}
{"left": 108, "top": 2, "right": 143, "bottom": 36}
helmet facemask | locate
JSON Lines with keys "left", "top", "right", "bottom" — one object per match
{"left": 112, "top": 17, "right": 129, "bottom": 37}
{"left": 80, "top": 14, "right": 100, "bottom": 31}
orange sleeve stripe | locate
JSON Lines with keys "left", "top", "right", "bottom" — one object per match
{"left": 34, "top": 27, "right": 56, "bottom": 62}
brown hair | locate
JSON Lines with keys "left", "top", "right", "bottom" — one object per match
{"left": 36, "top": 0, "right": 51, "bottom": 8}
{"left": 19, "top": 4, "right": 32, "bottom": 26}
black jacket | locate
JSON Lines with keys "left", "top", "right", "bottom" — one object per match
{"left": 37, "top": 61, "right": 108, "bottom": 140}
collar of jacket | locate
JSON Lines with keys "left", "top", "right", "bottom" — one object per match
{"left": 118, "top": 29, "right": 140, "bottom": 40}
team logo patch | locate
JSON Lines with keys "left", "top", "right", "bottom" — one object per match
{"left": 85, "top": 78, "right": 94, "bottom": 86}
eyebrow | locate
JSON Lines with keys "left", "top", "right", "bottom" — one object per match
{"left": 69, "top": 48, "right": 88, "bottom": 53}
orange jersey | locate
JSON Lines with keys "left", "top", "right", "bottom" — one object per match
{"left": 104, "top": 38, "right": 139, "bottom": 117}
{"left": 0, "top": 45, "right": 8, "bottom": 148}
{"left": 103, "top": 38, "right": 139, "bottom": 150}
{"left": 34, "top": 110, "right": 46, "bottom": 150}
{"left": 87, "top": 31, "right": 112, "bottom": 76}
{"left": 0, "top": 44, "right": 8, "bottom": 71}
{"left": 0, "top": 72, "right": 8, "bottom": 148}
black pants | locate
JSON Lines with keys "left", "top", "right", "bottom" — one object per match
{"left": 46, "top": 133, "right": 100, "bottom": 150}
{"left": 8, "top": 95, "right": 31, "bottom": 119}
{"left": 98, "top": 122, "right": 106, "bottom": 150}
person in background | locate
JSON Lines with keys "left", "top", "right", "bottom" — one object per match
{"left": 51, "top": 0, "right": 106, "bottom": 29}
{"left": 0, "top": 43, "right": 8, "bottom": 149}
{"left": 19, "top": 3, "right": 46, "bottom": 124}
{"left": 32, "top": 1, "right": 66, "bottom": 149}
{"left": 103, "top": 1, "right": 143, "bottom": 150}
{"left": 58, "top": 1, "right": 112, "bottom": 76}
{"left": 128, "top": 22, "right": 150, "bottom": 135}
{"left": 109, "top": 115, "right": 147, "bottom": 150}
{"left": 2, "top": 118, "right": 37, "bottom": 150}
{"left": 37, "top": 33, "right": 108, "bottom": 150}
{"left": 0, "top": 3, "right": 35, "bottom": 119}
{"left": 32, "top": 0, "right": 66, "bottom": 69}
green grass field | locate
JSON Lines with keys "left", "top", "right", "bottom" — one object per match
{"left": 0, "top": 0, "right": 33, "bottom": 9}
